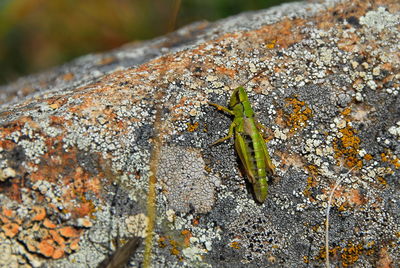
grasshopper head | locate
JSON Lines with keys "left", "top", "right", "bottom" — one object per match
{"left": 229, "top": 87, "right": 248, "bottom": 108}
{"left": 229, "top": 87, "right": 254, "bottom": 117}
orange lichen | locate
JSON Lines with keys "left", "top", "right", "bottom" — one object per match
{"left": 62, "top": 72, "right": 74, "bottom": 81}
{"left": 266, "top": 39, "right": 277, "bottom": 49}
{"left": 284, "top": 96, "right": 312, "bottom": 133}
{"left": 333, "top": 123, "right": 362, "bottom": 169}
{"left": 2, "top": 222, "right": 19, "bottom": 237}
{"left": 316, "top": 241, "right": 372, "bottom": 267}
{"left": 2, "top": 206, "right": 13, "bottom": 218}
{"left": 157, "top": 235, "right": 185, "bottom": 261}
{"left": 186, "top": 122, "right": 199, "bottom": 132}
{"left": 381, "top": 151, "right": 400, "bottom": 169}
{"left": 38, "top": 240, "right": 55, "bottom": 258}
{"left": 205, "top": 162, "right": 214, "bottom": 172}
{"left": 170, "top": 247, "right": 181, "bottom": 257}
{"left": 52, "top": 248, "right": 64, "bottom": 259}
{"left": 158, "top": 236, "right": 168, "bottom": 248}
{"left": 181, "top": 229, "right": 192, "bottom": 247}
{"left": 49, "top": 230, "right": 65, "bottom": 247}
{"left": 5, "top": 182, "right": 22, "bottom": 202}
{"left": 168, "top": 239, "right": 183, "bottom": 260}
{"left": 303, "top": 255, "right": 309, "bottom": 263}
{"left": 69, "top": 239, "right": 80, "bottom": 251}
{"left": 19, "top": 223, "right": 82, "bottom": 260}
{"left": 192, "top": 217, "right": 200, "bottom": 226}
{"left": 303, "top": 176, "right": 317, "bottom": 199}
{"left": 303, "top": 165, "right": 319, "bottom": 198}
{"left": 58, "top": 226, "right": 81, "bottom": 238}
{"left": 215, "top": 66, "right": 236, "bottom": 78}
{"left": 306, "top": 165, "right": 320, "bottom": 177}
{"left": 376, "top": 177, "right": 387, "bottom": 185}
{"left": 72, "top": 198, "right": 96, "bottom": 218}
{"left": 229, "top": 241, "right": 241, "bottom": 249}
{"left": 341, "top": 242, "right": 365, "bottom": 267}
{"left": 348, "top": 189, "right": 364, "bottom": 206}
{"left": 341, "top": 107, "right": 352, "bottom": 116}
{"left": 43, "top": 219, "right": 57, "bottom": 229}
{"left": 324, "top": 185, "right": 366, "bottom": 210}
{"left": 32, "top": 206, "right": 46, "bottom": 221}
{"left": 363, "top": 154, "right": 373, "bottom": 161}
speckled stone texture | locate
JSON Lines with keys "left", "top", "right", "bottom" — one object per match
{"left": 0, "top": 0, "right": 399, "bottom": 267}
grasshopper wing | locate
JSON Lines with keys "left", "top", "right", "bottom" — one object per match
{"left": 234, "top": 132, "right": 257, "bottom": 184}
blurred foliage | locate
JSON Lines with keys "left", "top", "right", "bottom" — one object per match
{"left": 0, "top": 0, "right": 294, "bottom": 85}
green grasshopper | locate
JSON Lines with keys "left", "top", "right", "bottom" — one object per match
{"left": 209, "top": 86, "right": 275, "bottom": 203}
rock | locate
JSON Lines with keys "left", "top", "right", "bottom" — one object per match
{"left": 0, "top": 0, "right": 399, "bottom": 267}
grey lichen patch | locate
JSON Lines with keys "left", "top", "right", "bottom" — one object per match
{"left": 0, "top": 240, "right": 20, "bottom": 268}
{"left": 0, "top": 237, "right": 44, "bottom": 268}
{"left": 125, "top": 213, "right": 149, "bottom": 238}
{"left": 17, "top": 138, "right": 47, "bottom": 165}
{"left": 62, "top": 100, "right": 154, "bottom": 175}
{"left": 158, "top": 146, "right": 219, "bottom": 213}
{"left": 0, "top": 167, "right": 16, "bottom": 182}
{"left": 3, "top": 123, "right": 48, "bottom": 165}
{"left": 159, "top": 209, "right": 222, "bottom": 266}
{"left": 359, "top": 7, "right": 400, "bottom": 32}
{"left": 388, "top": 121, "right": 400, "bottom": 139}
{"left": 227, "top": 209, "right": 281, "bottom": 262}
{"left": 59, "top": 205, "right": 124, "bottom": 268}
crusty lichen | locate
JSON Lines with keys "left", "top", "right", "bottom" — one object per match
{"left": 157, "top": 146, "right": 219, "bottom": 213}
{"left": 284, "top": 96, "right": 313, "bottom": 133}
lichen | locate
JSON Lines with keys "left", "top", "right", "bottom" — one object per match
{"left": 157, "top": 146, "right": 219, "bottom": 213}
{"left": 284, "top": 96, "right": 312, "bottom": 133}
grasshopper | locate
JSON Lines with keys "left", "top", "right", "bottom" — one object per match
{"left": 209, "top": 86, "right": 275, "bottom": 203}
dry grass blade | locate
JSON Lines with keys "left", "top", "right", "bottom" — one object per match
{"left": 325, "top": 166, "right": 357, "bottom": 267}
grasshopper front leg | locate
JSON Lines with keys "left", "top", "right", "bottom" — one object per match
{"left": 208, "top": 102, "right": 236, "bottom": 145}
{"left": 210, "top": 121, "right": 235, "bottom": 146}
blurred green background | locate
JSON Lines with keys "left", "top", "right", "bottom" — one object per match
{"left": 0, "top": 0, "right": 294, "bottom": 86}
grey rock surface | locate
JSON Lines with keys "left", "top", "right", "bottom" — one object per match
{"left": 0, "top": 0, "right": 399, "bottom": 267}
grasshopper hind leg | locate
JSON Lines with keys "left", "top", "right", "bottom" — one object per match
{"left": 208, "top": 102, "right": 235, "bottom": 115}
